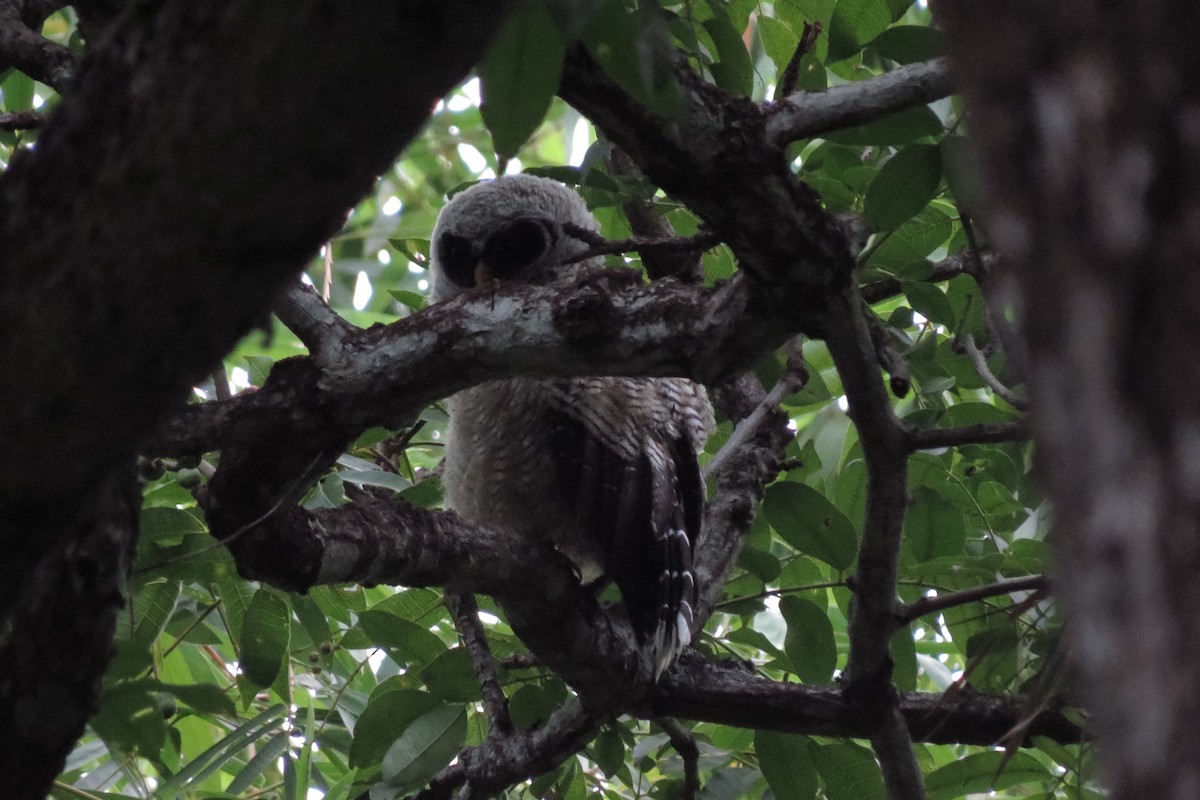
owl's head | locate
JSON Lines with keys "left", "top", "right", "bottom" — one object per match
{"left": 429, "top": 174, "right": 600, "bottom": 303}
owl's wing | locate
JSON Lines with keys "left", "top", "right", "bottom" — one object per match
{"left": 546, "top": 378, "right": 712, "bottom": 677}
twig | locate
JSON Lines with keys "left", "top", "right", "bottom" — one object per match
{"left": 866, "top": 313, "right": 911, "bottom": 398}
{"left": 211, "top": 367, "right": 232, "bottom": 402}
{"left": 500, "top": 653, "right": 541, "bottom": 670}
{"left": 703, "top": 339, "right": 807, "bottom": 479}
{"left": 446, "top": 591, "right": 513, "bottom": 737}
{"left": 958, "top": 333, "right": 1027, "bottom": 410}
{"left": 860, "top": 253, "right": 980, "bottom": 305}
{"left": 906, "top": 421, "right": 1029, "bottom": 451}
{"left": 273, "top": 282, "right": 356, "bottom": 364}
{"left": 322, "top": 243, "right": 333, "bottom": 302}
{"left": 607, "top": 147, "right": 704, "bottom": 281}
{"left": 898, "top": 575, "right": 1049, "bottom": 625}
{"left": 0, "top": 110, "right": 44, "bottom": 130}
{"left": 561, "top": 222, "right": 719, "bottom": 265}
{"left": 776, "top": 21, "right": 821, "bottom": 98}
{"left": 655, "top": 717, "right": 700, "bottom": 800}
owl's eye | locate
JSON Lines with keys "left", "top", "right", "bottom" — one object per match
{"left": 435, "top": 232, "right": 478, "bottom": 289}
{"left": 483, "top": 218, "right": 556, "bottom": 280}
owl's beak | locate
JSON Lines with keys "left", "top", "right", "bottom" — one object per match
{"left": 473, "top": 261, "right": 493, "bottom": 287}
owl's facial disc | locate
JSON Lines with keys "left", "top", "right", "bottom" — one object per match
{"left": 481, "top": 217, "right": 558, "bottom": 283}
{"left": 435, "top": 216, "right": 558, "bottom": 291}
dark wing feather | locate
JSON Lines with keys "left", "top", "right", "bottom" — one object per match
{"left": 548, "top": 401, "right": 702, "bottom": 676}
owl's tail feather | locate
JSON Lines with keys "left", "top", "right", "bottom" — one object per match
{"left": 651, "top": 497, "right": 697, "bottom": 680}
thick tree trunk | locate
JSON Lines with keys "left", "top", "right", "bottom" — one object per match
{"left": 939, "top": 1, "right": 1200, "bottom": 795}
{"left": 0, "top": 3, "right": 511, "bottom": 795}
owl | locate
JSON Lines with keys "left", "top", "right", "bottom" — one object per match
{"left": 430, "top": 175, "right": 714, "bottom": 677}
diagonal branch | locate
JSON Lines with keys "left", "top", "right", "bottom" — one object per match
{"left": 0, "top": 0, "right": 76, "bottom": 90}
{"left": 446, "top": 591, "right": 513, "bottom": 737}
{"left": 765, "top": 59, "right": 954, "bottom": 147}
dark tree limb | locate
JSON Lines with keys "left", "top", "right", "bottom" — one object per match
{"left": 0, "top": 4, "right": 517, "bottom": 795}
{"left": 939, "top": 2, "right": 1200, "bottom": 792}
{"left": 899, "top": 575, "right": 1049, "bottom": 625}
{"left": 822, "top": 288, "right": 918, "bottom": 791}
{"left": 0, "top": 0, "right": 75, "bottom": 90}
{"left": 906, "top": 421, "right": 1029, "bottom": 451}
{"left": 646, "top": 655, "right": 1083, "bottom": 745}
{"left": 655, "top": 717, "right": 700, "bottom": 800}
{"left": 0, "top": 109, "right": 44, "bottom": 130}
{"left": 446, "top": 591, "right": 514, "bottom": 737}
{"left": 273, "top": 282, "right": 358, "bottom": 366}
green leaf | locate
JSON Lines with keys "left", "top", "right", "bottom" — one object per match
{"left": 159, "top": 682, "right": 237, "bottom": 717}
{"left": 509, "top": 684, "right": 561, "bottom": 729}
{"left": 883, "top": 0, "right": 913, "bottom": 22}
{"left": 225, "top": 731, "right": 290, "bottom": 795}
{"left": 156, "top": 704, "right": 287, "bottom": 796}
{"left": 755, "top": 731, "right": 817, "bottom": 800}
{"left": 419, "top": 647, "right": 482, "bottom": 702}
{"left": 864, "top": 144, "right": 942, "bottom": 232}
{"left": 759, "top": 15, "right": 799, "bottom": 73}
{"left": 238, "top": 354, "right": 269, "bottom": 387}
{"left": 827, "top": 0, "right": 890, "bottom": 62}
{"left": 903, "top": 488, "right": 966, "bottom": 563}
{"left": 388, "top": 289, "right": 426, "bottom": 311}
{"left": 350, "top": 689, "right": 441, "bottom": 768}
{"left": 925, "top": 751, "right": 1051, "bottom": 800}
{"left": 702, "top": 15, "right": 753, "bottom": 96}
{"left": 903, "top": 280, "right": 956, "bottom": 327}
{"left": 239, "top": 589, "right": 291, "bottom": 693}
{"left": 478, "top": 2, "right": 568, "bottom": 158}
{"left": 779, "top": 596, "right": 837, "bottom": 684}
{"left": 1, "top": 70, "right": 34, "bottom": 112}
{"left": 776, "top": 0, "right": 837, "bottom": 29}
{"left": 582, "top": 0, "right": 681, "bottom": 115}
{"left": 825, "top": 105, "right": 942, "bottom": 145}
{"left": 700, "top": 766, "right": 764, "bottom": 800}
{"left": 124, "top": 580, "right": 181, "bottom": 652}
{"left": 890, "top": 625, "right": 918, "bottom": 690}
{"left": 90, "top": 681, "right": 167, "bottom": 759}
{"left": 871, "top": 25, "right": 944, "bottom": 63}
{"left": 381, "top": 705, "right": 468, "bottom": 789}
{"left": 389, "top": 238, "right": 430, "bottom": 268}
{"left": 866, "top": 206, "right": 953, "bottom": 272}
{"left": 592, "top": 725, "right": 625, "bottom": 778}
{"left": 763, "top": 482, "right": 858, "bottom": 570}
{"left": 358, "top": 611, "right": 447, "bottom": 666}
{"left": 810, "top": 742, "right": 886, "bottom": 800}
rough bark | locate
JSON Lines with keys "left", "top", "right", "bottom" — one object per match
{"left": 938, "top": 0, "right": 1200, "bottom": 796}
{"left": 0, "top": 2, "right": 512, "bottom": 795}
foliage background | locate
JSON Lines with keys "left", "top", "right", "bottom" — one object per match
{"left": 0, "top": 2, "right": 1088, "bottom": 799}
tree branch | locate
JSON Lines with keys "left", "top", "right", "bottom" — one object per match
{"left": 765, "top": 59, "right": 954, "bottom": 147}
{"left": 272, "top": 282, "right": 358, "bottom": 366}
{"left": 0, "top": 0, "right": 76, "bottom": 91}
{"left": 906, "top": 421, "right": 1029, "bottom": 451}
{"left": 646, "top": 655, "right": 1083, "bottom": 744}
{"left": 446, "top": 591, "right": 513, "bottom": 737}
{"left": 0, "top": 109, "right": 44, "bottom": 130}
{"left": 899, "top": 575, "right": 1049, "bottom": 625}
{"left": 959, "top": 333, "right": 1028, "bottom": 410}
{"left": 149, "top": 273, "right": 798, "bottom": 457}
